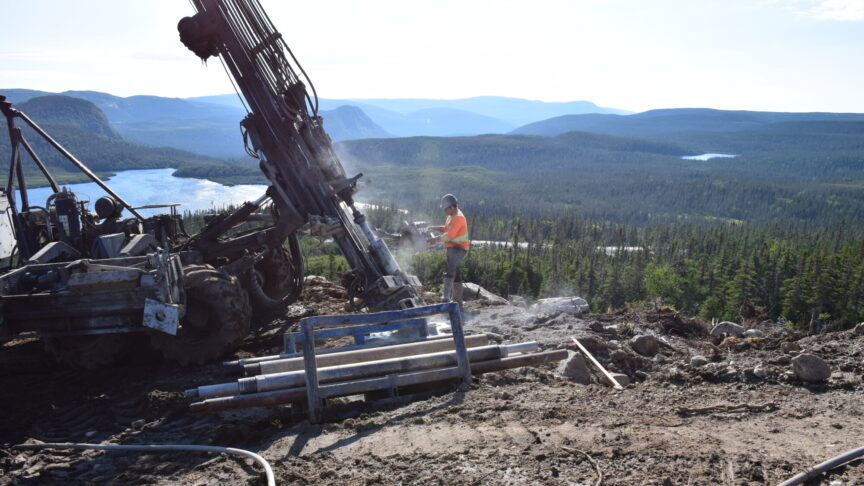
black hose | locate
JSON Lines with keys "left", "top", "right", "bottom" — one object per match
{"left": 778, "top": 445, "right": 864, "bottom": 486}
{"left": 14, "top": 441, "right": 275, "bottom": 486}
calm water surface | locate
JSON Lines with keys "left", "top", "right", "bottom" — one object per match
{"left": 681, "top": 153, "right": 736, "bottom": 161}
{"left": 21, "top": 169, "right": 267, "bottom": 217}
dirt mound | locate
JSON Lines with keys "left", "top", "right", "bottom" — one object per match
{"left": 2, "top": 281, "right": 862, "bottom": 485}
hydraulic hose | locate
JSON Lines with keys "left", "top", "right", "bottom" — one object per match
{"left": 14, "top": 442, "right": 276, "bottom": 486}
{"left": 778, "top": 445, "right": 864, "bottom": 486}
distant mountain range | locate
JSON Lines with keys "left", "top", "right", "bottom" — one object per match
{"left": 512, "top": 108, "right": 864, "bottom": 139}
{"left": 4, "top": 89, "right": 631, "bottom": 156}
{"left": 190, "top": 94, "right": 629, "bottom": 137}
{"left": 2, "top": 91, "right": 863, "bottom": 225}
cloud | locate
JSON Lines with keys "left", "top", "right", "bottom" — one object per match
{"left": 811, "top": 0, "right": 864, "bottom": 19}
{"left": 787, "top": 0, "right": 864, "bottom": 21}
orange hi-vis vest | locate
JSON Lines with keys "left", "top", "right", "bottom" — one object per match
{"left": 442, "top": 209, "right": 469, "bottom": 251}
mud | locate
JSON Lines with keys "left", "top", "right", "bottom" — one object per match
{"left": 1, "top": 281, "right": 863, "bottom": 485}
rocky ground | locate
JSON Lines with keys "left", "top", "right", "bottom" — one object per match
{"left": 1, "top": 277, "right": 863, "bottom": 485}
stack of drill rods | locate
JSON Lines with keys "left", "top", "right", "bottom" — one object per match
{"left": 187, "top": 342, "right": 538, "bottom": 400}
{"left": 223, "top": 333, "right": 473, "bottom": 370}
{"left": 191, "top": 348, "right": 568, "bottom": 413}
{"left": 242, "top": 334, "right": 491, "bottom": 377}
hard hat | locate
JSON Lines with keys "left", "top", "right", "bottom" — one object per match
{"left": 440, "top": 194, "right": 458, "bottom": 208}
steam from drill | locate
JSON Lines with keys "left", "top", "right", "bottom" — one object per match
{"left": 178, "top": 0, "right": 423, "bottom": 311}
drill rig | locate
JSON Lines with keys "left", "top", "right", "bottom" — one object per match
{"left": 0, "top": 95, "right": 298, "bottom": 368}
{"left": 177, "top": 0, "right": 424, "bottom": 312}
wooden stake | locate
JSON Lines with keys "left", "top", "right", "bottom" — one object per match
{"left": 568, "top": 336, "right": 623, "bottom": 390}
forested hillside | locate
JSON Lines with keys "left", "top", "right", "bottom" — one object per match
{"left": 340, "top": 117, "right": 864, "bottom": 329}
{"left": 0, "top": 95, "right": 244, "bottom": 185}
{"left": 337, "top": 124, "right": 864, "bottom": 225}
{"left": 513, "top": 108, "right": 864, "bottom": 138}
{"left": 17, "top": 96, "right": 120, "bottom": 139}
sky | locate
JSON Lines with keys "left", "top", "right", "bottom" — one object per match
{"left": 1, "top": 0, "right": 863, "bottom": 113}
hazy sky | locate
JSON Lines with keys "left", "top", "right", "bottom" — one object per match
{"left": 2, "top": 0, "right": 862, "bottom": 113}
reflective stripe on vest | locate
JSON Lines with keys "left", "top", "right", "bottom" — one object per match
{"left": 443, "top": 211, "right": 469, "bottom": 245}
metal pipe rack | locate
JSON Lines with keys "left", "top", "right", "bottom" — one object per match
{"left": 188, "top": 303, "right": 568, "bottom": 421}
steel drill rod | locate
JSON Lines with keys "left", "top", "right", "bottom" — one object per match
{"left": 190, "top": 349, "right": 568, "bottom": 413}
{"left": 188, "top": 342, "right": 539, "bottom": 399}
{"left": 227, "top": 334, "right": 477, "bottom": 371}
{"left": 223, "top": 328, "right": 467, "bottom": 368}
{"left": 245, "top": 334, "right": 490, "bottom": 376}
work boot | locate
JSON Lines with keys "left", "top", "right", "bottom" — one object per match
{"left": 453, "top": 281, "right": 464, "bottom": 307}
{"left": 442, "top": 277, "right": 454, "bottom": 301}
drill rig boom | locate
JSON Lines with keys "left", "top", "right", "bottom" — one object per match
{"left": 178, "top": 0, "right": 423, "bottom": 311}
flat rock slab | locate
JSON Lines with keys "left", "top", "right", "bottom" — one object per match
{"left": 530, "top": 297, "right": 590, "bottom": 316}
{"left": 461, "top": 283, "right": 508, "bottom": 305}
{"left": 711, "top": 321, "right": 745, "bottom": 338}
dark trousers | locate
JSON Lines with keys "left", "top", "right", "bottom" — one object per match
{"left": 445, "top": 246, "right": 467, "bottom": 283}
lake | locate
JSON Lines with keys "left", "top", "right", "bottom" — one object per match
{"left": 681, "top": 153, "right": 736, "bottom": 161}
{"left": 20, "top": 168, "right": 267, "bottom": 217}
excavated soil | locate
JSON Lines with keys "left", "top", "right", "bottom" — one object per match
{"left": 1, "top": 279, "right": 863, "bottom": 485}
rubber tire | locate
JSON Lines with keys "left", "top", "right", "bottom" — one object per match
{"left": 245, "top": 245, "right": 298, "bottom": 315}
{"left": 43, "top": 333, "right": 131, "bottom": 370}
{"left": 150, "top": 264, "right": 251, "bottom": 366}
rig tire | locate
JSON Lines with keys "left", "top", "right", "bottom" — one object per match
{"left": 245, "top": 245, "right": 297, "bottom": 314}
{"left": 150, "top": 264, "right": 251, "bottom": 365}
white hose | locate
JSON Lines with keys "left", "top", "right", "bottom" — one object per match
{"left": 14, "top": 442, "right": 276, "bottom": 486}
{"left": 778, "top": 445, "right": 864, "bottom": 486}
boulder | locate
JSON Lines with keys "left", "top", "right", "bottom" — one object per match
{"left": 791, "top": 354, "right": 832, "bottom": 383}
{"left": 780, "top": 341, "right": 801, "bottom": 354}
{"left": 854, "top": 322, "right": 864, "bottom": 336}
{"left": 710, "top": 321, "right": 746, "bottom": 338}
{"left": 460, "top": 283, "right": 508, "bottom": 305}
{"left": 690, "top": 355, "right": 709, "bottom": 367}
{"left": 562, "top": 354, "right": 592, "bottom": 385}
{"left": 610, "top": 350, "right": 630, "bottom": 362}
{"left": 630, "top": 335, "right": 660, "bottom": 357}
{"left": 530, "top": 297, "right": 590, "bottom": 316}
{"left": 743, "top": 329, "right": 765, "bottom": 338}
{"left": 600, "top": 372, "right": 630, "bottom": 387}
{"left": 752, "top": 366, "right": 768, "bottom": 379}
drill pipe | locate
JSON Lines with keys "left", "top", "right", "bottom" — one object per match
{"left": 222, "top": 333, "right": 467, "bottom": 370}
{"left": 190, "top": 349, "right": 568, "bottom": 413}
{"left": 187, "top": 342, "right": 538, "bottom": 400}
{"left": 245, "top": 334, "right": 490, "bottom": 376}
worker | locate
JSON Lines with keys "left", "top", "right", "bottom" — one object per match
{"left": 431, "top": 194, "right": 469, "bottom": 305}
